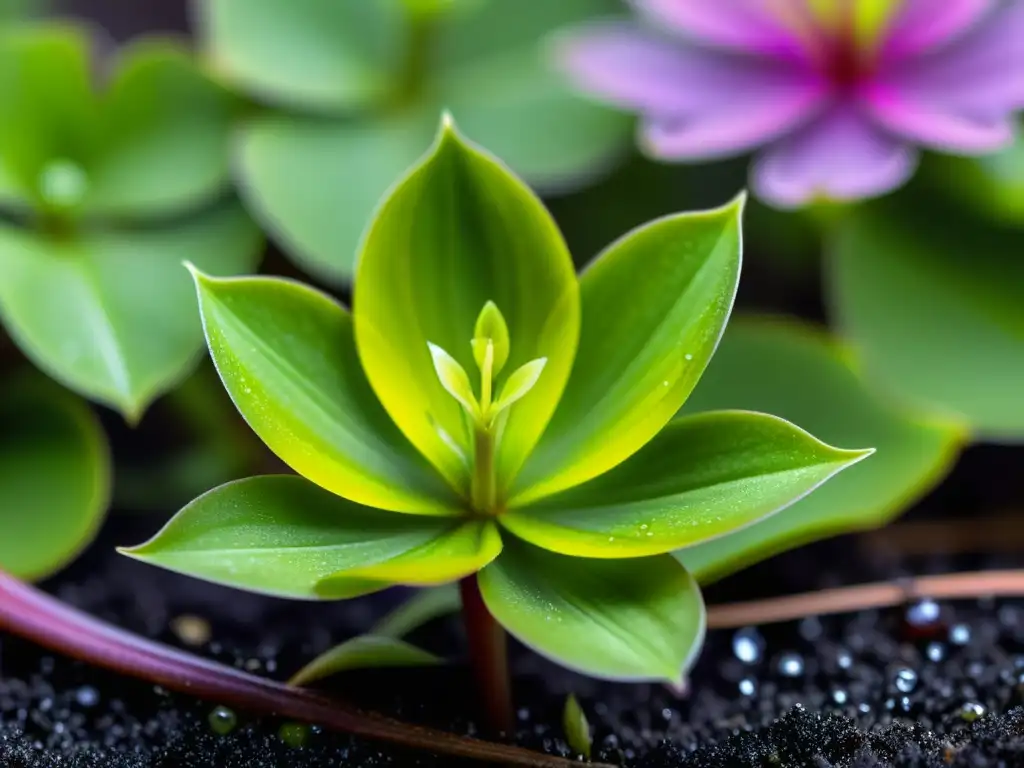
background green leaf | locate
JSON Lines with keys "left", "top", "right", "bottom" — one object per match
{"left": 196, "top": 0, "right": 400, "bottom": 112}
{"left": 478, "top": 537, "right": 705, "bottom": 683}
{"left": 192, "top": 272, "right": 458, "bottom": 515}
{"left": 84, "top": 40, "right": 242, "bottom": 218}
{"left": 679, "top": 318, "right": 963, "bottom": 583}
{"left": 515, "top": 198, "right": 742, "bottom": 504}
{"left": 120, "top": 475, "right": 472, "bottom": 600}
{"left": 236, "top": 112, "right": 433, "bottom": 283}
{"left": 354, "top": 120, "right": 579, "bottom": 496}
{"left": 503, "top": 410, "right": 869, "bottom": 558}
{"left": 829, "top": 199, "right": 1024, "bottom": 440}
{"left": 0, "top": 203, "right": 262, "bottom": 419}
{"left": 0, "top": 373, "right": 109, "bottom": 580}
{"left": 0, "top": 23, "right": 98, "bottom": 211}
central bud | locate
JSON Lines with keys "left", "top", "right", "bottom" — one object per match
{"left": 428, "top": 301, "right": 547, "bottom": 514}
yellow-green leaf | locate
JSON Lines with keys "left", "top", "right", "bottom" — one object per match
{"left": 513, "top": 196, "right": 744, "bottom": 505}
{"left": 502, "top": 411, "right": 870, "bottom": 558}
{"left": 191, "top": 272, "right": 459, "bottom": 515}
{"left": 354, "top": 116, "right": 579, "bottom": 496}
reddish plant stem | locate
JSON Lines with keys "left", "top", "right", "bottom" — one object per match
{"left": 460, "top": 576, "right": 514, "bottom": 737}
{"left": 706, "top": 569, "right": 1024, "bottom": 629}
{"left": 0, "top": 569, "right": 604, "bottom": 768}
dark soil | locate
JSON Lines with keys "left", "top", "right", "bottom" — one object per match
{"left": 4, "top": 511, "right": 1024, "bottom": 768}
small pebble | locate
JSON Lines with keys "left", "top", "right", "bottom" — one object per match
{"left": 171, "top": 614, "right": 212, "bottom": 647}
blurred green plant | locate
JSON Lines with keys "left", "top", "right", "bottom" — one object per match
{"left": 195, "top": 0, "right": 631, "bottom": 283}
{"left": 0, "top": 23, "right": 264, "bottom": 420}
{"left": 829, "top": 190, "right": 1024, "bottom": 441}
{"left": 121, "top": 116, "right": 868, "bottom": 731}
{"left": 0, "top": 371, "right": 109, "bottom": 579}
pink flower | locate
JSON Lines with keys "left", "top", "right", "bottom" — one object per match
{"left": 556, "top": 0, "right": 1024, "bottom": 207}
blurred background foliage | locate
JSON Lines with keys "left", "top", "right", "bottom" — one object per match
{"left": 0, "top": 0, "right": 1019, "bottom": 584}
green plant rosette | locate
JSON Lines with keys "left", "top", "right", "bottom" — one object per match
{"left": 124, "top": 117, "right": 870, "bottom": 685}
{"left": 0, "top": 23, "right": 263, "bottom": 419}
{"left": 197, "top": 0, "right": 632, "bottom": 283}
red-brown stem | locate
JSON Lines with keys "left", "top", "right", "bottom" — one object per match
{"left": 706, "top": 569, "right": 1024, "bottom": 629}
{"left": 460, "top": 576, "right": 514, "bottom": 737}
{"left": 0, "top": 569, "right": 604, "bottom": 768}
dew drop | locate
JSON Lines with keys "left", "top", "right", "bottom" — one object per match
{"left": 732, "top": 627, "right": 764, "bottom": 664}
{"left": 74, "top": 685, "right": 99, "bottom": 708}
{"left": 738, "top": 678, "right": 756, "bottom": 697}
{"left": 959, "top": 702, "right": 986, "bottom": 722}
{"left": 278, "top": 722, "right": 310, "bottom": 748}
{"left": 37, "top": 158, "right": 89, "bottom": 208}
{"left": 926, "top": 641, "right": 946, "bottom": 663}
{"left": 831, "top": 688, "right": 848, "bottom": 705}
{"left": 894, "top": 668, "right": 918, "bottom": 693}
{"left": 906, "top": 599, "right": 940, "bottom": 627}
{"left": 208, "top": 705, "right": 238, "bottom": 735}
{"left": 776, "top": 651, "right": 804, "bottom": 678}
{"left": 949, "top": 623, "right": 971, "bottom": 646}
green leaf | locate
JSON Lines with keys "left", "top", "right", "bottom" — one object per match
{"left": 317, "top": 521, "right": 502, "bottom": 590}
{"left": 829, "top": 199, "right": 1024, "bottom": 439}
{"left": 477, "top": 537, "right": 705, "bottom": 683}
{"left": 288, "top": 635, "right": 441, "bottom": 687}
{"left": 196, "top": 0, "right": 399, "bottom": 112}
{"left": 354, "top": 117, "right": 580, "bottom": 495}
{"left": 514, "top": 196, "right": 744, "bottom": 505}
{"left": 190, "top": 272, "right": 459, "bottom": 515}
{"left": 473, "top": 300, "right": 510, "bottom": 376}
{"left": 0, "top": 373, "right": 110, "bottom": 580}
{"left": 502, "top": 411, "right": 870, "bottom": 558}
{"left": 0, "top": 203, "right": 262, "bottom": 419}
{"left": 428, "top": 342, "right": 480, "bottom": 418}
{"left": 235, "top": 111, "right": 433, "bottom": 283}
{"left": 0, "top": 24, "right": 99, "bottom": 211}
{"left": 83, "top": 40, "right": 241, "bottom": 218}
{"left": 119, "top": 475, "right": 471, "bottom": 600}
{"left": 562, "top": 694, "right": 592, "bottom": 760}
{"left": 492, "top": 358, "right": 546, "bottom": 415}
{"left": 679, "top": 318, "right": 964, "bottom": 583}
{"left": 926, "top": 131, "right": 1024, "bottom": 226}
{"left": 371, "top": 584, "right": 462, "bottom": 638}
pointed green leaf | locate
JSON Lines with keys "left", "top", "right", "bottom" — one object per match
{"left": 830, "top": 199, "right": 1024, "bottom": 439}
{"left": 83, "top": 40, "right": 241, "bottom": 218}
{"left": 318, "top": 521, "right": 502, "bottom": 590}
{"left": 354, "top": 117, "right": 580, "bottom": 495}
{"left": 428, "top": 342, "right": 480, "bottom": 418}
{"left": 196, "top": 0, "right": 399, "bottom": 112}
{"left": 680, "top": 318, "right": 964, "bottom": 583}
{"left": 191, "top": 272, "right": 459, "bottom": 515}
{"left": 514, "top": 196, "right": 744, "bottom": 505}
{"left": 563, "top": 695, "right": 592, "bottom": 760}
{"left": 478, "top": 537, "right": 705, "bottom": 683}
{"left": 289, "top": 635, "right": 442, "bottom": 688}
{"left": 492, "top": 358, "right": 546, "bottom": 415}
{"left": 473, "top": 300, "right": 510, "bottom": 375}
{"left": 371, "top": 584, "right": 462, "bottom": 639}
{"left": 502, "top": 411, "right": 870, "bottom": 558}
{"left": 0, "top": 373, "right": 110, "bottom": 580}
{"left": 0, "top": 203, "right": 262, "bottom": 419}
{"left": 235, "top": 112, "right": 433, "bottom": 283}
{"left": 119, "top": 475, "right": 468, "bottom": 600}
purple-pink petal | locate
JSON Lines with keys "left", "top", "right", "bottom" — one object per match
{"left": 631, "top": 0, "right": 812, "bottom": 61}
{"left": 752, "top": 104, "right": 919, "bottom": 208}
{"left": 865, "top": 1, "right": 1024, "bottom": 152}
{"left": 555, "top": 23, "right": 826, "bottom": 160}
{"left": 881, "top": 0, "right": 996, "bottom": 60}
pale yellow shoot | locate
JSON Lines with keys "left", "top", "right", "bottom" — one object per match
{"left": 492, "top": 358, "right": 548, "bottom": 416}
{"left": 472, "top": 300, "right": 510, "bottom": 376}
{"left": 427, "top": 342, "right": 479, "bottom": 418}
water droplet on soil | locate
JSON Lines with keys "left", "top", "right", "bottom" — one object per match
{"left": 208, "top": 705, "right": 238, "bottom": 735}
